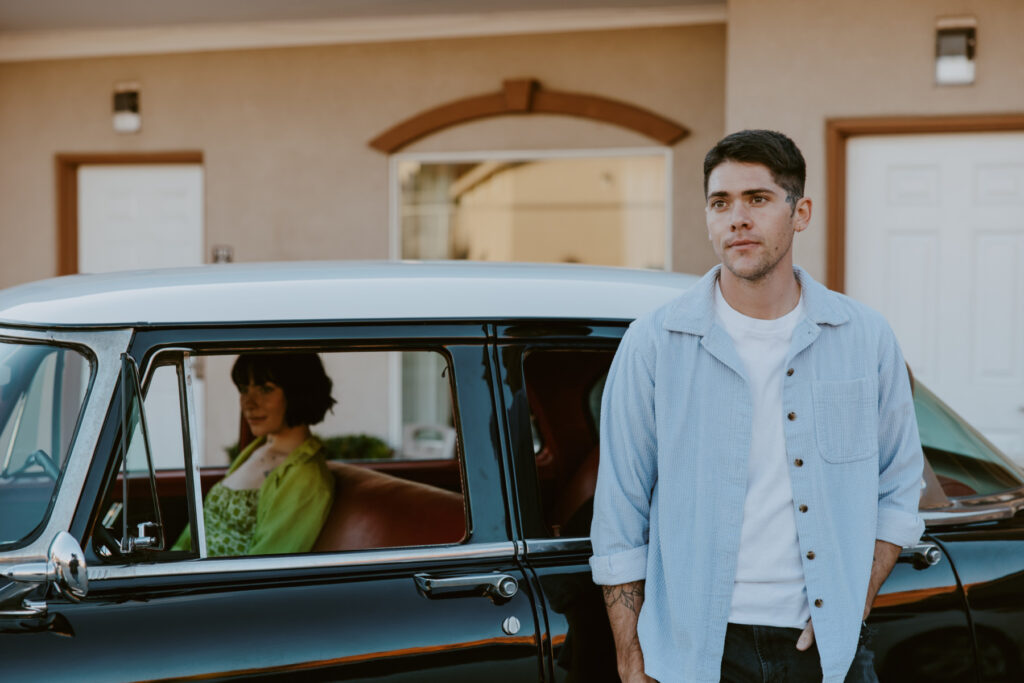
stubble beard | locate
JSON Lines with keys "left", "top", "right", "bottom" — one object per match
{"left": 721, "top": 231, "right": 794, "bottom": 284}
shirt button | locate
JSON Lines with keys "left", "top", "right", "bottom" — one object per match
{"left": 806, "top": 551, "right": 816, "bottom": 560}
{"left": 794, "top": 458, "right": 804, "bottom": 467}
{"left": 786, "top": 368, "right": 795, "bottom": 376}
{"left": 799, "top": 504, "right": 808, "bottom": 513}
{"left": 814, "top": 598, "right": 824, "bottom": 608}
{"left": 787, "top": 412, "right": 797, "bottom": 421}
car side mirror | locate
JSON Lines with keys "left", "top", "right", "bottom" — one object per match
{"left": 3, "top": 531, "right": 89, "bottom": 609}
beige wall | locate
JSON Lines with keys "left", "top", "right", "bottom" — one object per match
{"left": 725, "top": 0, "right": 1024, "bottom": 282}
{"left": 0, "top": 24, "right": 726, "bottom": 289}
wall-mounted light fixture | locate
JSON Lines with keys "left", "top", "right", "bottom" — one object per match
{"left": 113, "top": 81, "right": 141, "bottom": 133}
{"left": 935, "top": 16, "right": 976, "bottom": 86}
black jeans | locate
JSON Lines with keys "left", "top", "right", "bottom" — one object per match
{"left": 720, "top": 623, "right": 878, "bottom": 683}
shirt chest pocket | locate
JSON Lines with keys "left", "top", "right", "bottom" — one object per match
{"left": 811, "top": 378, "right": 877, "bottom": 463}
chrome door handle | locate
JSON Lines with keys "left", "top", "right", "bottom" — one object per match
{"left": 899, "top": 543, "right": 941, "bottom": 570}
{"left": 0, "top": 599, "right": 47, "bottom": 618}
{"left": 414, "top": 572, "right": 519, "bottom": 600}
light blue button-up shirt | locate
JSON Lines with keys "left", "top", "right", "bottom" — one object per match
{"left": 590, "top": 265, "right": 924, "bottom": 683}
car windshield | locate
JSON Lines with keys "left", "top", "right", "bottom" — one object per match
{"left": 0, "top": 341, "right": 91, "bottom": 549}
{"left": 915, "top": 381, "right": 1024, "bottom": 498}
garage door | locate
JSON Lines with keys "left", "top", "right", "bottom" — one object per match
{"left": 846, "top": 132, "right": 1024, "bottom": 464}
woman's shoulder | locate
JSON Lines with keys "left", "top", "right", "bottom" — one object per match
{"left": 283, "top": 437, "right": 334, "bottom": 482}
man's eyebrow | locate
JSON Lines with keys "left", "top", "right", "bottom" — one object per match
{"left": 707, "top": 188, "right": 777, "bottom": 199}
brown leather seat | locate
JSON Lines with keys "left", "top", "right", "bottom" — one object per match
{"left": 312, "top": 461, "right": 466, "bottom": 552}
{"left": 551, "top": 444, "right": 599, "bottom": 532}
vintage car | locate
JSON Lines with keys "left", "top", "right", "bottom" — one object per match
{"left": 0, "top": 261, "right": 1022, "bottom": 682}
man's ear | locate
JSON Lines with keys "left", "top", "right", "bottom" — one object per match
{"left": 793, "top": 197, "right": 812, "bottom": 233}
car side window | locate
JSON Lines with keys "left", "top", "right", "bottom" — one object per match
{"left": 520, "top": 347, "right": 615, "bottom": 538}
{"left": 89, "top": 347, "right": 468, "bottom": 563}
{"left": 90, "top": 355, "right": 172, "bottom": 563}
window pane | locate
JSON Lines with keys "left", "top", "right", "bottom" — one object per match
{"left": 209, "top": 351, "right": 457, "bottom": 463}
{"left": 0, "top": 342, "right": 90, "bottom": 548}
{"left": 400, "top": 155, "right": 667, "bottom": 269}
{"left": 191, "top": 349, "right": 465, "bottom": 556}
{"left": 92, "top": 359, "right": 169, "bottom": 562}
{"left": 521, "top": 348, "right": 615, "bottom": 538}
{"left": 141, "top": 363, "right": 189, "bottom": 471}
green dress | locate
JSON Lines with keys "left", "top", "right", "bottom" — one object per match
{"left": 173, "top": 436, "right": 335, "bottom": 556}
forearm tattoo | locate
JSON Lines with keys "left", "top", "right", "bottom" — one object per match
{"left": 602, "top": 582, "right": 645, "bottom": 614}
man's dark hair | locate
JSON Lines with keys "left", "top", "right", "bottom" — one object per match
{"left": 703, "top": 129, "right": 806, "bottom": 210}
{"left": 231, "top": 352, "right": 336, "bottom": 426}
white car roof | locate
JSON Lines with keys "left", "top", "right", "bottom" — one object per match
{"left": 0, "top": 261, "right": 700, "bottom": 327}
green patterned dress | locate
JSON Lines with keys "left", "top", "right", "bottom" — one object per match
{"left": 202, "top": 483, "right": 261, "bottom": 556}
{"left": 171, "top": 436, "right": 334, "bottom": 556}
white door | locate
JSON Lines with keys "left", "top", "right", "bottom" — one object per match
{"left": 846, "top": 133, "right": 1024, "bottom": 464}
{"left": 78, "top": 164, "right": 203, "bottom": 273}
{"left": 78, "top": 164, "right": 206, "bottom": 467}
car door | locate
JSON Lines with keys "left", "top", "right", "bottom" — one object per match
{"left": 494, "top": 321, "right": 974, "bottom": 683}
{"left": 493, "top": 322, "right": 624, "bottom": 682}
{"left": 3, "top": 323, "right": 544, "bottom": 682}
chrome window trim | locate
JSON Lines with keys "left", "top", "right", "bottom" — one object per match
{"left": 0, "top": 327, "right": 132, "bottom": 563}
{"left": 948, "top": 485, "right": 1024, "bottom": 507}
{"left": 139, "top": 347, "right": 207, "bottom": 556}
{"left": 88, "top": 540, "right": 517, "bottom": 581}
{"left": 922, "top": 499, "right": 1024, "bottom": 527}
{"left": 182, "top": 353, "right": 207, "bottom": 557}
{"left": 523, "top": 537, "right": 591, "bottom": 554}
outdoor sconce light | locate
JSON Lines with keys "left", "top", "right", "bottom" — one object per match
{"left": 113, "top": 81, "right": 141, "bottom": 133}
{"left": 935, "top": 17, "right": 976, "bottom": 85}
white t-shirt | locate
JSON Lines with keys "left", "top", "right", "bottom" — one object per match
{"left": 714, "top": 280, "right": 810, "bottom": 628}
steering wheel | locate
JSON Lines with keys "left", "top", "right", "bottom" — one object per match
{"left": 91, "top": 524, "right": 127, "bottom": 562}
{"left": 6, "top": 449, "right": 59, "bottom": 480}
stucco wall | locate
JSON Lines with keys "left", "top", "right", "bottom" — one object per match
{"left": 725, "top": 0, "right": 1024, "bottom": 282}
{"left": 0, "top": 24, "right": 726, "bottom": 289}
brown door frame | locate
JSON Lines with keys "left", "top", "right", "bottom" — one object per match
{"left": 56, "top": 152, "right": 203, "bottom": 275}
{"left": 825, "top": 114, "right": 1024, "bottom": 292}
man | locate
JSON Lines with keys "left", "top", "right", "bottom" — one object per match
{"left": 590, "top": 130, "right": 924, "bottom": 682}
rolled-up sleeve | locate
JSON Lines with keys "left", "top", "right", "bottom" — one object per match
{"left": 875, "top": 325, "right": 925, "bottom": 548}
{"left": 590, "top": 321, "right": 659, "bottom": 585}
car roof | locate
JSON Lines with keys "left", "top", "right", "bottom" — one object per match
{"left": 0, "top": 261, "right": 700, "bottom": 327}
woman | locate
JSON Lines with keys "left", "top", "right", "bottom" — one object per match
{"left": 174, "top": 352, "right": 336, "bottom": 556}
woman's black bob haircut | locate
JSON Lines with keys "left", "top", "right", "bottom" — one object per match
{"left": 231, "top": 353, "right": 336, "bottom": 427}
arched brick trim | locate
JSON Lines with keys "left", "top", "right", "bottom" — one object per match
{"left": 369, "top": 78, "right": 689, "bottom": 152}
